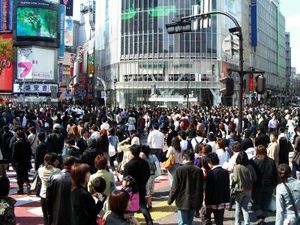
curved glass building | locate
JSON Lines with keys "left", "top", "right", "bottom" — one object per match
{"left": 94, "top": 0, "right": 288, "bottom": 107}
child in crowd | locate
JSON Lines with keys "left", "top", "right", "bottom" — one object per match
{"left": 122, "top": 175, "right": 140, "bottom": 214}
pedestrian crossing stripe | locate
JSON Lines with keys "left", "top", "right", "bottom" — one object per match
{"left": 134, "top": 201, "right": 176, "bottom": 224}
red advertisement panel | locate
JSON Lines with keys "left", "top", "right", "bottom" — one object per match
{"left": 0, "top": 33, "right": 13, "bottom": 92}
{"left": 249, "top": 74, "right": 254, "bottom": 92}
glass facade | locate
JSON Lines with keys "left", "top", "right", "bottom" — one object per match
{"left": 120, "top": 0, "right": 217, "bottom": 57}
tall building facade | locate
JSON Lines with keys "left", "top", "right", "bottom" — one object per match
{"left": 93, "top": 0, "right": 289, "bottom": 107}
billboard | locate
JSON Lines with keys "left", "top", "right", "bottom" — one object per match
{"left": 60, "top": 0, "right": 73, "bottom": 16}
{"left": 65, "top": 16, "right": 73, "bottom": 46}
{"left": 13, "top": 83, "right": 58, "bottom": 94}
{"left": 0, "top": 0, "right": 13, "bottom": 31}
{"left": 17, "top": 47, "right": 55, "bottom": 80}
{"left": 58, "top": 5, "right": 66, "bottom": 58}
{"left": 0, "top": 33, "right": 13, "bottom": 92}
{"left": 16, "top": 7, "right": 58, "bottom": 39}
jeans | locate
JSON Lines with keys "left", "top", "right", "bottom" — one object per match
{"left": 139, "top": 191, "right": 153, "bottom": 224}
{"left": 177, "top": 209, "right": 195, "bottom": 225}
{"left": 41, "top": 197, "right": 49, "bottom": 225}
{"left": 292, "top": 162, "right": 300, "bottom": 178}
{"left": 150, "top": 148, "right": 162, "bottom": 162}
{"left": 235, "top": 191, "right": 251, "bottom": 225}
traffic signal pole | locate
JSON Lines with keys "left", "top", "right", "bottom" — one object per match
{"left": 180, "top": 11, "right": 244, "bottom": 135}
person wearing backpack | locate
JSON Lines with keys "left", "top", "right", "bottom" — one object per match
{"left": 140, "top": 145, "right": 161, "bottom": 209}
{"left": 191, "top": 130, "right": 206, "bottom": 153}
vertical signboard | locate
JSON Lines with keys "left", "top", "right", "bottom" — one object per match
{"left": 251, "top": 0, "right": 258, "bottom": 47}
{"left": 0, "top": 0, "right": 10, "bottom": 31}
{"left": 58, "top": 4, "right": 66, "bottom": 58}
{"left": 0, "top": 33, "right": 13, "bottom": 92}
{"left": 65, "top": 16, "right": 73, "bottom": 47}
{"left": 60, "top": 0, "right": 73, "bottom": 16}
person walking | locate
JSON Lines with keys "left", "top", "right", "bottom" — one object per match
{"left": 12, "top": 130, "right": 32, "bottom": 194}
{"left": 38, "top": 153, "right": 60, "bottom": 225}
{"left": 168, "top": 151, "right": 204, "bottom": 225}
{"left": 252, "top": 145, "right": 278, "bottom": 224}
{"left": 123, "top": 145, "right": 153, "bottom": 225}
{"left": 147, "top": 123, "right": 164, "bottom": 162}
{"left": 46, "top": 156, "right": 76, "bottom": 225}
{"left": 203, "top": 152, "right": 230, "bottom": 225}
{"left": 231, "top": 151, "right": 257, "bottom": 225}
{"left": 275, "top": 164, "right": 300, "bottom": 225}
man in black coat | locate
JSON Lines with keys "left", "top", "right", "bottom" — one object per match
{"left": 252, "top": 145, "right": 277, "bottom": 224}
{"left": 254, "top": 126, "right": 270, "bottom": 148}
{"left": 12, "top": 130, "right": 32, "bottom": 194}
{"left": 76, "top": 128, "right": 89, "bottom": 154}
{"left": 203, "top": 152, "right": 230, "bottom": 225}
{"left": 46, "top": 156, "right": 76, "bottom": 225}
{"left": 34, "top": 132, "right": 48, "bottom": 171}
{"left": 46, "top": 124, "right": 65, "bottom": 154}
{"left": 168, "top": 151, "right": 204, "bottom": 225}
{"left": 1, "top": 125, "right": 13, "bottom": 162}
{"left": 123, "top": 145, "right": 153, "bottom": 225}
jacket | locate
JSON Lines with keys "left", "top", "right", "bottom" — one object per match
{"left": 232, "top": 164, "right": 257, "bottom": 192}
{"left": 12, "top": 138, "right": 32, "bottom": 170}
{"left": 34, "top": 142, "right": 48, "bottom": 171}
{"left": 46, "top": 132, "right": 64, "bottom": 154}
{"left": 168, "top": 162, "right": 204, "bottom": 210}
{"left": 276, "top": 177, "right": 300, "bottom": 225}
{"left": 252, "top": 156, "right": 277, "bottom": 192}
{"left": 46, "top": 169, "right": 73, "bottom": 225}
{"left": 71, "top": 185, "right": 103, "bottom": 225}
{"left": 123, "top": 156, "right": 150, "bottom": 197}
{"left": 88, "top": 169, "right": 115, "bottom": 196}
{"left": 76, "top": 137, "right": 88, "bottom": 153}
{"left": 205, "top": 166, "right": 230, "bottom": 206}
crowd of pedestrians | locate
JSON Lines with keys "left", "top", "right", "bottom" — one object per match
{"left": 0, "top": 104, "right": 300, "bottom": 225}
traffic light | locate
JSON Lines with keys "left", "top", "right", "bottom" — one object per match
{"left": 220, "top": 77, "right": 234, "bottom": 96}
{"left": 255, "top": 75, "right": 266, "bottom": 94}
{"left": 166, "top": 20, "right": 192, "bottom": 34}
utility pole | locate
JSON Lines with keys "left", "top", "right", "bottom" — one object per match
{"left": 166, "top": 3, "right": 244, "bottom": 134}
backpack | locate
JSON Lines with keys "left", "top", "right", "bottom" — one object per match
{"left": 193, "top": 137, "right": 205, "bottom": 153}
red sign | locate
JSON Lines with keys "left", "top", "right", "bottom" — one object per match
{"left": 0, "top": 33, "right": 13, "bottom": 92}
{"left": 249, "top": 74, "right": 254, "bottom": 92}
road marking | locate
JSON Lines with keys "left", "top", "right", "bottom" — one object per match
{"left": 135, "top": 201, "right": 176, "bottom": 223}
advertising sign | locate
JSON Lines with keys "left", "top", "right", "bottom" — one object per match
{"left": 58, "top": 5, "right": 66, "bottom": 58}
{"left": 13, "top": 83, "right": 57, "bottom": 94}
{"left": 17, "top": 47, "right": 55, "bottom": 80}
{"left": 16, "top": 7, "right": 58, "bottom": 39}
{"left": 65, "top": 16, "right": 73, "bottom": 46}
{"left": 60, "top": 0, "right": 73, "bottom": 16}
{"left": 0, "top": 0, "right": 12, "bottom": 31}
{"left": 0, "top": 33, "right": 13, "bottom": 92}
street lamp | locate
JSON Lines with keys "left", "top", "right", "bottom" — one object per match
{"left": 166, "top": 5, "right": 244, "bottom": 134}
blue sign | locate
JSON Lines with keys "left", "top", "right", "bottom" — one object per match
{"left": 58, "top": 4, "right": 66, "bottom": 58}
{"left": 251, "top": 0, "right": 257, "bottom": 47}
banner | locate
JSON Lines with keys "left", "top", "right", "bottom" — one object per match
{"left": 17, "top": 47, "right": 55, "bottom": 80}
{"left": 60, "top": 0, "right": 73, "bottom": 16}
{"left": 58, "top": 5, "right": 66, "bottom": 58}
{"left": 0, "top": 33, "right": 13, "bottom": 92}
{"left": 0, "top": 0, "right": 10, "bottom": 31}
{"left": 65, "top": 16, "right": 73, "bottom": 46}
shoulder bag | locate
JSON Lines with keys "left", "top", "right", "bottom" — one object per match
{"left": 283, "top": 182, "right": 300, "bottom": 224}
{"left": 164, "top": 151, "right": 175, "bottom": 170}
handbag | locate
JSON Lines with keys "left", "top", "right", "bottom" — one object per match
{"left": 163, "top": 153, "right": 175, "bottom": 170}
{"left": 283, "top": 183, "right": 300, "bottom": 224}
